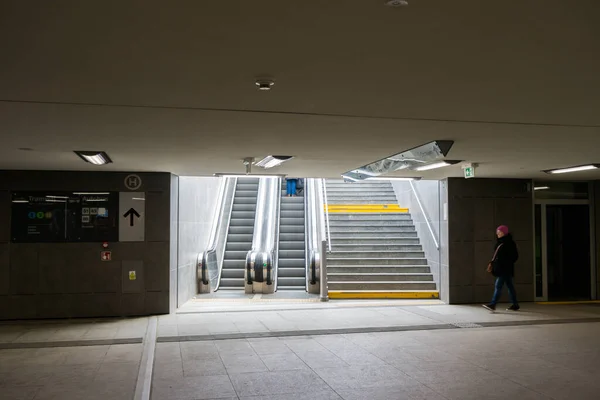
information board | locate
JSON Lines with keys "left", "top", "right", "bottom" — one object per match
{"left": 11, "top": 192, "right": 119, "bottom": 243}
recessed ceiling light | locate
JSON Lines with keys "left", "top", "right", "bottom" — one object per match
{"left": 74, "top": 151, "right": 113, "bottom": 165}
{"left": 544, "top": 165, "right": 599, "bottom": 174}
{"left": 413, "top": 160, "right": 461, "bottom": 171}
{"left": 254, "top": 155, "right": 294, "bottom": 169}
{"left": 385, "top": 0, "right": 408, "bottom": 7}
{"left": 255, "top": 79, "right": 275, "bottom": 91}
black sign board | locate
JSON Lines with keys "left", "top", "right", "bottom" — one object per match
{"left": 11, "top": 192, "right": 119, "bottom": 243}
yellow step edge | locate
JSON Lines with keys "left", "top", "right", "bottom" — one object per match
{"left": 328, "top": 291, "right": 439, "bottom": 299}
{"left": 535, "top": 300, "right": 600, "bottom": 305}
{"left": 326, "top": 204, "right": 409, "bottom": 213}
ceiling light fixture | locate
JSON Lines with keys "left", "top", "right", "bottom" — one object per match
{"left": 544, "top": 165, "right": 599, "bottom": 174}
{"left": 255, "top": 79, "right": 275, "bottom": 91}
{"left": 74, "top": 151, "right": 113, "bottom": 165}
{"left": 365, "top": 177, "right": 421, "bottom": 181}
{"left": 385, "top": 0, "right": 408, "bottom": 6}
{"left": 254, "top": 155, "right": 294, "bottom": 169}
{"left": 414, "top": 160, "right": 461, "bottom": 171}
{"left": 73, "top": 192, "right": 110, "bottom": 195}
{"left": 534, "top": 186, "right": 550, "bottom": 191}
{"left": 214, "top": 173, "right": 287, "bottom": 178}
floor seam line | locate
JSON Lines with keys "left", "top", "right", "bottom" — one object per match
{"left": 133, "top": 316, "right": 157, "bottom": 400}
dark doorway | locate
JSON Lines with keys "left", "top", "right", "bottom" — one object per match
{"left": 546, "top": 205, "right": 591, "bottom": 301}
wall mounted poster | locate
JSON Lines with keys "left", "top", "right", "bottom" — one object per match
{"left": 11, "top": 192, "right": 119, "bottom": 243}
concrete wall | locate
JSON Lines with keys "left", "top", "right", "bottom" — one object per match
{"left": 0, "top": 171, "right": 174, "bottom": 320}
{"left": 444, "top": 178, "right": 534, "bottom": 304}
{"left": 176, "top": 177, "right": 221, "bottom": 307}
{"left": 392, "top": 180, "right": 442, "bottom": 286}
{"left": 592, "top": 182, "right": 600, "bottom": 299}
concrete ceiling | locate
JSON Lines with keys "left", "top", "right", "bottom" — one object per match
{"left": 1, "top": 0, "right": 599, "bottom": 180}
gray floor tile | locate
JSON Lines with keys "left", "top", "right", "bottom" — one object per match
{"left": 95, "top": 361, "right": 140, "bottom": 383}
{"left": 294, "top": 350, "right": 349, "bottom": 370}
{"left": 182, "top": 357, "right": 228, "bottom": 377}
{"left": 240, "top": 391, "right": 343, "bottom": 400}
{"left": 151, "top": 375, "right": 237, "bottom": 400}
{"left": 314, "top": 365, "right": 415, "bottom": 391}
{"left": 336, "top": 383, "right": 447, "bottom": 400}
{"left": 180, "top": 341, "right": 220, "bottom": 359}
{"left": 221, "top": 353, "right": 268, "bottom": 374}
{"left": 103, "top": 343, "right": 143, "bottom": 364}
{"left": 229, "top": 370, "right": 330, "bottom": 397}
{"left": 215, "top": 339, "right": 255, "bottom": 354}
{"left": 153, "top": 361, "right": 185, "bottom": 381}
{"left": 259, "top": 353, "right": 310, "bottom": 371}
{"left": 0, "top": 386, "right": 41, "bottom": 400}
{"left": 63, "top": 346, "right": 109, "bottom": 365}
{"left": 248, "top": 338, "right": 293, "bottom": 355}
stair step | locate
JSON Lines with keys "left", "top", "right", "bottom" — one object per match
{"left": 279, "top": 258, "right": 307, "bottom": 267}
{"left": 327, "top": 273, "right": 434, "bottom": 282}
{"left": 280, "top": 226, "right": 305, "bottom": 234}
{"left": 226, "top": 233, "right": 253, "bottom": 242}
{"left": 231, "top": 211, "right": 256, "bottom": 219}
{"left": 329, "top": 251, "right": 425, "bottom": 258}
{"left": 328, "top": 266, "right": 432, "bottom": 274}
{"left": 331, "top": 232, "right": 418, "bottom": 239}
{"left": 279, "top": 241, "right": 305, "bottom": 250}
{"left": 331, "top": 244, "right": 423, "bottom": 251}
{"left": 329, "top": 221, "right": 414, "bottom": 227}
{"left": 278, "top": 233, "right": 305, "bottom": 241}
{"left": 278, "top": 277, "right": 306, "bottom": 287}
{"left": 221, "top": 269, "right": 245, "bottom": 278}
{"left": 277, "top": 286, "right": 306, "bottom": 291}
{"left": 229, "top": 219, "right": 256, "bottom": 226}
{"left": 332, "top": 238, "right": 420, "bottom": 245}
{"left": 225, "top": 243, "right": 252, "bottom": 251}
{"left": 327, "top": 282, "right": 437, "bottom": 290}
{"left": 234, "top": 197, "right": 259, "bottom": 205}
{"left": 278, "top": 267, "right": 305, "bottom": 277}
{"left": 328, "top": 258, "right": 428, "bottom": 266}
{"left": 280, "top": 218, "right": 305, "bottom": 226}
{"left": 278, "top": 249, "right": 305, "bottom": 258}
{"left": 219, "top": 279, "right": 245, "bottom": 287}
{"left": 280, "top": 210, "right": 305, "bottom": 218}
{"left": 232, "top": 204, "right": 257, "bottom": 212}
{"left": 328, "top": 214, "right": 412, "bottom": 220}
{"left": 229, "top": 226, "right": 254, "bottom": 234}
{"left": 329, "top": 226, "right": 415, "bottom": 233}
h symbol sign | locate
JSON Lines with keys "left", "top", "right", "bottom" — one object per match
{"left": 124, "top": 174, "right": 142, "bottom": 190}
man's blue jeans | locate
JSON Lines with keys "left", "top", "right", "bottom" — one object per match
{"left": 491, "top": 275, "right": 519, "bottom": 306}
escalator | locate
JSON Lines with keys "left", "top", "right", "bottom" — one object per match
{"left": 218, "top": 178, "right": 259, "bottom": 290}
{"left": 277, "top": 190, "right": 306, "bottom": 290}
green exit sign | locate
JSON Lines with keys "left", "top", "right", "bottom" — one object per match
{"left": 463, "top": 164, "right": 476, "bottom": 179}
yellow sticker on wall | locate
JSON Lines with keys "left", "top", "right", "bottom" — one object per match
{"left": 129, "top": 271, "right": 136, "bottom": 280}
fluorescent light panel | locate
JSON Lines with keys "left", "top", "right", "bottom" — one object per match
{"left": 254, "top": 155, "right": 293, "bottom": 169}
{"left": 73, "top": 192, "right": 110, "bottom": 195}
{"left": 74, "top": 151, "right": 113, "bottom": 165}
{"left": 534, "top": 186, "right": 550, "bottom": 191}
{"left": 414, "top": 161, "right": 461, "bottom": 171}
{"left": 545, "top": 165, "right": 599, "bottom": 174}
{"left": 214, "top": 173, "right": 287, "bottom": 178}
{"left": 365, "top": 177, "right": 420, "bottom": 181}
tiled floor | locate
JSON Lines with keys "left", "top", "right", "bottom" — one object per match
{"left": 151, "top": 322, "right": 600, "bottom": 400}
{"left": 1, "top": 303, "right": 600, "bottom": 399}
{"left": 0, "top": 343, "right": 143, "bottom": 400}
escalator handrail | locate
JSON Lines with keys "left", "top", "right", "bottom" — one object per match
{"left": 197, "top": 177, "right": 228, "bottom": 289}
{"left": 246, "top": 177, "right": 279, "bottom": 285}
{"left": 214, "top": 177, "right": 238, "bottom": 291}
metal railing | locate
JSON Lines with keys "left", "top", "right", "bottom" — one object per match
{"left": 214, "top": 178, "right": 238, "bottom": 291}
{"left": 408, "top": 179, "right": 439, "bottom": 250}
{"left": 245, "top": 177, "right": 279, "bottom": 291}
{"left": 320, "top": 179, "right": 332, "bottom": 252}
{"left": 199, "top": 177, "right": 236, "bottom": 293}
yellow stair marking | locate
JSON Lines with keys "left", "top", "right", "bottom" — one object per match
{"left": 326, "top": 204, "right": 408, "bottom": 213}
{"left": 328, "top": 291, "right": 439, "bottom": 299}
